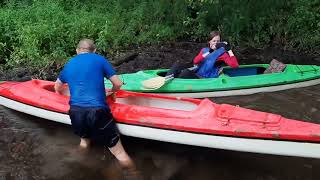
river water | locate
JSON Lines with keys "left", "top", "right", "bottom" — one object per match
{"left": 0, "top": 84, "right": 319, "bottom": 180}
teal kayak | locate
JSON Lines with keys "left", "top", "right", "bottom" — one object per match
{"left": 105, "top": 64, "right": 320, "bottom": 98}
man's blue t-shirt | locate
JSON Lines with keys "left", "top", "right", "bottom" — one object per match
{"left": 58, "top": 53, "right": 115, "bottom": 108}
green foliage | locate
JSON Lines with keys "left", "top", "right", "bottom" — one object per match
{"left": 285, "top": 0, "right": 320, "bottom": 50}
{"left": 1, "top": 0, "right": 108, "bottom": 67}
{"left": 0, "top": 0, "right": 318, "bottom": 68}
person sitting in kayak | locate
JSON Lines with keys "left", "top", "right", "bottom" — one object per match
{"left": 193, "top": 31, "right": 239, "bottom": 78}
{"left": 166, "top": 31, "right": 239, "bottom": 79}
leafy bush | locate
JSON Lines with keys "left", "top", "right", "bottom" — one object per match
{"left": 0, "top": 0, "right": 318, "bottom": 68}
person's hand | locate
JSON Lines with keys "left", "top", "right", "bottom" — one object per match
{"left": 216, "top": 42, "right": 231, "bottom": 51}
{"left": 218, "top": 67, "right": 224, "bottom": 75}
{"left": 61, "top": 86, "right": 70, "bottom": 96}
{"left": 106, "top": 90, "right": 116, "bottom": 101}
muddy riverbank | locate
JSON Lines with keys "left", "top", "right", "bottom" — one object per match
{"left": 1, "top": 42, "right": 319, "bottom": 81}
{"left": 1, "top": 42, "right": 320, "bottom": 180}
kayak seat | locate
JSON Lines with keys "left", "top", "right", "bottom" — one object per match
{"left": 116, "top": 96, "right": 198, "bottom": 111}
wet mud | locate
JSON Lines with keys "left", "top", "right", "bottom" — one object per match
{"left": 0, "top": 42, "right": 320, "bottom": 180}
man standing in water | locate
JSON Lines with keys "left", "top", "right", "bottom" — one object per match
{"left": 54, "top": 39, "right": 136, "bottom": 173}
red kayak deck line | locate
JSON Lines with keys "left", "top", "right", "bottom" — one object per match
{"left": 0, "top": 79, "right": 320, "bottom": 143}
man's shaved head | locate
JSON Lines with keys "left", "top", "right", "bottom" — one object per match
{"left": 77, "top": 39, "right": 96, "bottom": 52}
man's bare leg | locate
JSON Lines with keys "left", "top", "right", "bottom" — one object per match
{"left": 79, "top": 138, "right": 91, "bottom": 148}
{"left": 109, "top": 140, "right": 134, "bottom": 168}
{"left": 108, "top": 140, "right": 143, "bottom": 179}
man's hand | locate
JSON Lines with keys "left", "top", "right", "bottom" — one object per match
{"left": 218, "top": 67, "right": 224, "bottom": 75}
{"left": 109, "top": 75, "right": 123, "bottom": 92}
{"left": 54, "top": 79, "right": 64, "bottom": 95}
{"left": 106, "top": 90, "right": 116, "bottom": 101}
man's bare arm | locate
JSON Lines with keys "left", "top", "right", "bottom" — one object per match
{"left": 109, "top": 75, "right": 123, "bottom": 92}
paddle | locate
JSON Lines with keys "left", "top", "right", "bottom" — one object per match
{"left": 142, "top": 66, "right": 198, "bottom": 90}
{"left": 141, "top": 74, "right": 174, "bottom": 90}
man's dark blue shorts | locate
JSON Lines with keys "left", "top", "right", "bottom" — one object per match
{"left": 69, "top": 105, "right": 120, "bottom": 148}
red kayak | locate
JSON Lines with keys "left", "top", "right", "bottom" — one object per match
{"left": 1, "top": 79, "right": 320, "bottom": 158}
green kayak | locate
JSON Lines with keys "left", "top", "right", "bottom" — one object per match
{"left": 105, "top": 64, "right": 320, "bottom": 98}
